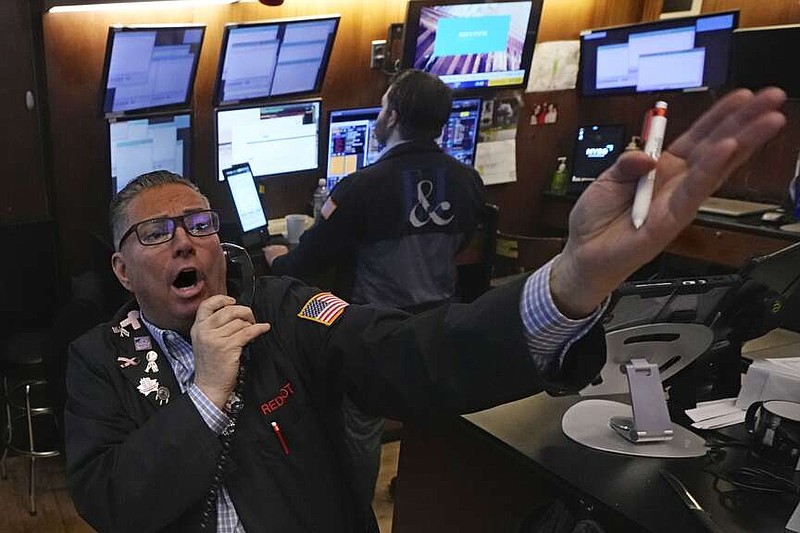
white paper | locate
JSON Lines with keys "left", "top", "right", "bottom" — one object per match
{"left": 475, "top": 95, "right": 520, "bottom": 185}
{"left": 526, "top": 40, "right": 581, "bottom": 93}
{"left": 475, "top": 139, "right": 517, "bottom": 185}
{"left": 690, "top": 411, "right": 745, "bottom": 430}
{"left": 685, "top": 398, "right": 739, "bottom": 423}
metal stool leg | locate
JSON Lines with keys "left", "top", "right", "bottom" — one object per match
{"left": 25, "top": 384, "right": 37, "bottom": 516}
{"left": 1, "top": 376, "right": 10, "bottom": 480}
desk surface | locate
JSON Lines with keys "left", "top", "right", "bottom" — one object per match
{"left": 463, "top": 394, "right": 797, "bottom": 532}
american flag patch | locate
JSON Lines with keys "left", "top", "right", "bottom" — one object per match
{"left": 297, "top": 292, "right": 349, "bottom": 326}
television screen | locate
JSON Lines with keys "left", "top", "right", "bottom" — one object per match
{"left": 570, "top": 124, "right": 626, "bottom": 192}
{"left": 325, "top": 106, "right": 384, "bottom": 191}
{"left": 109, "top": 113, "right": 192, "bottom": 195}
{"left": 100, "top": 25, "right": 205, "bottom": 117}
{"left": 732, "top": 24, "right": 800, "bottom": 99}
{"left": 438, "top": 97, "right": 481, "bottom": 165}
{"left": 215, "top": 15, "right": 340, "bottom": 106}
{"left": 216, "top": 99, "right": 321, "bottom": 181}
{"left": 579, "top": 11, "right": 738, "bottom": 97}
{"left": 401, "top": 0, "right": 543, "bottom": 91}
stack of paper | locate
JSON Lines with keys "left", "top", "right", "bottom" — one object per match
{"left": 736, "top": 357, "right": 800, "bottom": 410}
{"left": 685, "top": 398, "right": 745, "bottom": 429}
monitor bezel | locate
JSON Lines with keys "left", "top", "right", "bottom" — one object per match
{"left": 214, "top": 97, "right": 324, "bottom": 182}
{"left": 107, "top": 110, "right": 195, "bottom": 199}
{"left": 99, "top": 24, "right": 206, "bottom": 119}
{"left": 399, "top": 0, "right": 544, "bottom": 94}
{"left": 731, "top": 23, "right": 800, "bottom": 99}
{"left": 213, "top": 14, "right": 341, "bottom": 108}
{"left": 577, "top": 10, "right": 739, "bottom": 98}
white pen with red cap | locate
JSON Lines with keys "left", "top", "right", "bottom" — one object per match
{"left": 632, "top": 101, "right": 668, "bottom": 229}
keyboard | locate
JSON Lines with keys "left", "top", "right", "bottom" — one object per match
{"left": 698, "top": 196, "right": 781, "bottom": 217}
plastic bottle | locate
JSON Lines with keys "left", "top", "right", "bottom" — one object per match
{"left": 550, "top": 156, "right": 568, "bottom": 194}
{"left": 312, "top": 178, "right": 329, "bottom": 222}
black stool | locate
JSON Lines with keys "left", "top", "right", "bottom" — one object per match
{"left": 1, "top": 328, "right": 60, "bottom": 516}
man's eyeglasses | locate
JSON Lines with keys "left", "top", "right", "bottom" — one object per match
{"left": 117, "top": 210, "right": 220, "bottom": 250}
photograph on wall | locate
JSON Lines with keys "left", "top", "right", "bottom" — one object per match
{"left": 526, "top": 40, "right": 580, "bottom": 92}
{"left": 529, "top": 100, "right": 559, "bottom": 126}
{"left": 475, "top": 94, "right": 522, "bottom": 185}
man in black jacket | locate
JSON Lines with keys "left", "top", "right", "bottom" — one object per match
{"left": 65, "top": 86, "right": 787, "bottom": 532}
{"left": 264, "top": 69, "right": 487, "bottom": 506}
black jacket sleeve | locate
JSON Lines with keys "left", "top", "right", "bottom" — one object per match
{"left": 270, "top": 182, "right": 360, "bottom": 278}
{"left": 65, "top": 331, "right": 222, "bottom": 533}
{"left": 260, "top": 276, "right": 606, "bottom": 421}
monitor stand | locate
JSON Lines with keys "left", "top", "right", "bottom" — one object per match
{"left": 562, "top": 323, "right": 711, "bottom": 458}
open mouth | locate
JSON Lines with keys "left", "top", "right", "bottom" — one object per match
{"left": 173, "top": 268, "right": 199, "bottom": 290}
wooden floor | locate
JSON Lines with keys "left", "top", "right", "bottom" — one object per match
{"left": 0, "top": 442, "right": 401, "bottom": 532}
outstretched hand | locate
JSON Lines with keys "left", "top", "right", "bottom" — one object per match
{"left": 550, "top": 87, "right": 787, "bottom": 318}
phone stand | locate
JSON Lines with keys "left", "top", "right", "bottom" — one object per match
{"left": 609, "top": 358, "right": 673, "bottom": 442}
{"left": 562, "top": 323, "right": 712, "bottom": 458}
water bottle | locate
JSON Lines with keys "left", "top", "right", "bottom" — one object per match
{"left": 312, "top": 178, "right": 329, "bottom": 222}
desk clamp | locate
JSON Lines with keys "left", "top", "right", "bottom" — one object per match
{"left": 609, "top": 358, "right": 674, "bottom": 443}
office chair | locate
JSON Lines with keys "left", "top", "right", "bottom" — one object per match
{"left": 455, "top": 203, "right": 500, "bottom": 302}
{"left": 492, "top": 233, "right": 566, "bottom": 286}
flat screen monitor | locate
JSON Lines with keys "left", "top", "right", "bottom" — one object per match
{"left": 732, "top": 24, "right": 800, "bottom": 99}
{"left": 324, "top": 98, "right": 483, "bottom": 191}
{"left": 570, "top": 124, "right": 626, "bottom": 193}
{"left": 438, "top": 97, "right": 481, "bottom": 165}
{"left": 109, "top": 113, "right": 192, "bottom": 195}
{"left": 401, "top": 0, "right": 543, "bottom": 91}
{"left": 215, "top": 15, "right": 340, "bottom": 106}
{"left": 222, "top": 163, "right": 270, "bottom": 248}
{"left": 325, "top": 106, "right": 384, "bottom": 191}
{"left": 100, "top": 25, "right": 205, "bottom": 117}
{"left": 216, "top": 99, "right": 321, "bottom": 181}
{"left": 579, "top": 11, "right": 738, "bottom": 97}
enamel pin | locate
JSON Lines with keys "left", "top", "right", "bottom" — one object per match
{"left": 144, "top": 351, "right": 159, "bottom": 373}
{"left": 156, "top": 386, "right": 170, "bottom": 406}
{"left": 133, "top": 336, "right": 152, "bottom": 351}
{"left": 137, "top": 377, "right": 159, "bottom": 397}
{"left": 117, "top": 356, "right": 139, "bottom": 368}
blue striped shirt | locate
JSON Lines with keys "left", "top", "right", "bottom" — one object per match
{"left": 140, "top": 260, "right": 604, "bottom": 532}
{"left": 142, "top": 320, "right": 244, "bottom": 533}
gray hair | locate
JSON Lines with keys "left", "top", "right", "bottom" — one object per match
{"left": 110, "top": 171, "right": 207, "bottom": 251}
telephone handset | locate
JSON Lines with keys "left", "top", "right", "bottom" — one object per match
{"left": 222, "top": 242, "right": 255, "bottom": 307}
{"left": 202, "top": 243, "right": 256, "bottom": 529}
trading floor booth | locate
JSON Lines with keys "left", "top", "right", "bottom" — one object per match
{"left": 394, "top": 243, "right": 800, "bottom": 533}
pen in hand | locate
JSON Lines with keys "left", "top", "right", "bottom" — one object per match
{"left": 631, "top": 101, "right": 668, "bottom": 229}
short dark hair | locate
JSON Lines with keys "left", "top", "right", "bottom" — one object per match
{"left": 110, "top": 171, "right": 207, "bottom": 251}
{"left": 387, "top": 69, "right": 453, "bottom": 141}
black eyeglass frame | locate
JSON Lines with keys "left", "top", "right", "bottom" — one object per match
{"left": 117, "top": 209, "right": 220, "bottom": 250}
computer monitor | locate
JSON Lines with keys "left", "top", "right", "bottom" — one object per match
{"left": 324, "top": 97, "right": 483, "bottom": 190}
{"left": 731, "top": 24, "right": 800, "bottom": 99}
{"left": 325, "top": 106, "right": 384, "bottom": 191}
{"left": 216, "top": 99, "right": 321, "bottom": 181}
{"left": 214, "top": 15, "right": 340, "bottom": 106}
{"left": 569, "top": 124, "right": 626, "bottom": 193}
{"left": 401, "top": 0, "right": 543, "bottom": 91}
{"left": 222, "top": 163, "right": 270, "bottom": 249}
{"left": 109, "top": 113, "right": 192, "bottom": 195}
{"left": 438, "top": 97, "right": 481, "bottom": 165}
{"left": 100, "top": 25, "right": 205, "bottom": 118}
{"left": 579, "top": 11, "right": 738, "bottom": 97}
